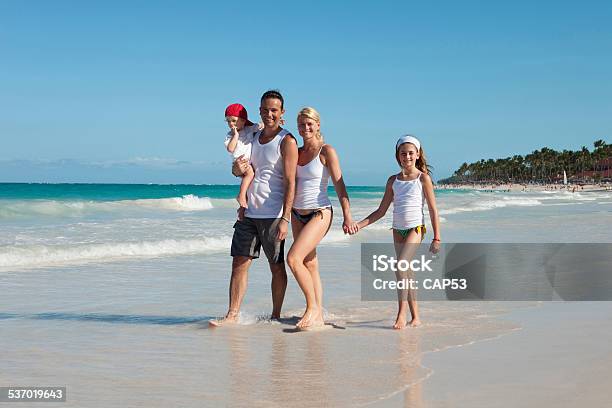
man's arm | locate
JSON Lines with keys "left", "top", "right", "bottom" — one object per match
{"left": 232, "top": 155, "right": 249, "bottom": 177}
{"left": 277, "top": 134, "right": 298, "bottom": 240}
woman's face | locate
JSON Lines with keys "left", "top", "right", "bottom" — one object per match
{"left": 398, "top": 143, "right": 420, "bottom": 169}
{"left": 297, "top": 115, "right": 320, "bottom": 140}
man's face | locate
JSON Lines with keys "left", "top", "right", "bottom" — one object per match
{"left": 259, "top": 98, "right": 284, "bottom": 128}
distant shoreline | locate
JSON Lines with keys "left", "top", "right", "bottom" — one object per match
{"left": 435, "top": 182, "right": 612, "bottom": 193}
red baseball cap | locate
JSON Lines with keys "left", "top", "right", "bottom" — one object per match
{"left": 224, "top": 103, "right": 254, "bottom": 126}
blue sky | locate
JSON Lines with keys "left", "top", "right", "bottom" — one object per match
{"left": 1, "top": 0, "right": 610, "bottom": 184}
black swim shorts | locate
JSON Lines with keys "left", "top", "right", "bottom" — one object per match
{"left": 230, "top": 217, "right": 285, "bottom": 263}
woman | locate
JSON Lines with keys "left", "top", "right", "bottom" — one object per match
{"left": 287, "top": 107, "right": 358, "bottom": 330}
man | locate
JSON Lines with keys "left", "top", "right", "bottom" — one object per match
{"left": 210, "top": 90, "right": 298, "bottom": 326}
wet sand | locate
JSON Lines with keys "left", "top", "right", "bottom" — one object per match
{"left": 383, "top": 302, "right": 612, "bottom": 407}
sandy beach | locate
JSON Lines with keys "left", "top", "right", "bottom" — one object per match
{"left": 2, "top": 185, "right": 612, "bottom": 406}
{"left": 385, "top": 302, "right": 612, "bottom": 407}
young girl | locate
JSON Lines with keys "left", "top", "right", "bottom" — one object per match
{"left": 223, "top": 103, "right": 262, "bottom": 208}
{"left": 356, "top": 135, "right": 441, "bottom": 329}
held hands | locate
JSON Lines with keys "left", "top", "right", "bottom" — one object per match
{"left": 342, "top": 217, "right": 360, "bottom": 235}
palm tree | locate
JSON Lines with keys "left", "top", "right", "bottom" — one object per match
{"left": 439, "top": 139, "right": 609, "bottom": 184}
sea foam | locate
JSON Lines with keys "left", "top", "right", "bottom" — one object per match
{"left": 0, "top": 195, "right": 214, "bottom": 219}
{"left": 0, "top": 236, "right": 231, "bottom": 269}
{"left": 440, "top": 196, "right": 542, "bottom": 216}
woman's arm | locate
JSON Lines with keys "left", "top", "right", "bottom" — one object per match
{"left": 321, "top": 145, "right": 357, "bottom": 233}
{"left": 357, "top": 176, "right": 395, "bottom": 230}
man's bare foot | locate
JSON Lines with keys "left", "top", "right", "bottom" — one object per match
{"left": 209, "top": 310, "right": 239, "bottom": 327}
{"left": 296, "top": 308, "right": 319, "bottom": 329}
{"left": 236, "top": 194, "right": 248, "bottom": 209}
{"left": 408, "top": 318, "right": 421, "bottom": 327}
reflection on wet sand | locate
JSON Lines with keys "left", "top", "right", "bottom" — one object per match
{"left": 398, "top": 331, "right": 424, "bottom": 408}
{"left": 227, "top": 329, "right": 254, "bottom": 407}
{"left": 219, "top": 317, "right": 427, "bottom": 407}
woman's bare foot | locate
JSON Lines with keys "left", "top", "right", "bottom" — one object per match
{"left": 297, "top": 311, "right": 325, "bottom": 331}
{"left": 314, "top": 309, "right": 325, "bottom": 326}
{"left": 209, "top": 310, "right": 239, "bottom": 327}
{"left": 296, "top": 308, "right": 319, "bottom": 329}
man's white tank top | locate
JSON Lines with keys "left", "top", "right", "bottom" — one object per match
{"left": 293, "top": 146, "right": 332, "bottom": 210}
{"left": 245, "top": 129, "right": 290, "bottom": 219}
{"left": 392, "top": 172, "right": 425, "bottom": 229}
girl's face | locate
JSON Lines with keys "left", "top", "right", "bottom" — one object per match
{"left": 297, "top": 116, "right": 320, "bottom": 140}
{"left": 398, "top": 143, "right": 420, "bottom": 169}
{"left": 225, "top": 116, "right": 246, "bottom": 130}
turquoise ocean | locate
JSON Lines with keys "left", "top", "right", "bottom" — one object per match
{"left": 1, "top": 183, "right": 610, "bottom": 270}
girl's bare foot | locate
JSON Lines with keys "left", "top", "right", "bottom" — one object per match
{"left": 408, "top": 318, "right": 421, "bottom": 327}
{"left": 393, "top": 315, "right": 407, "bottom": 330}
{"left": 393, "top": 306, "right": 409, "bottom": 329}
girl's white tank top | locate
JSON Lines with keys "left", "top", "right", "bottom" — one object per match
{"left": 392, "top": 172, "right": 425, "bottom": 229}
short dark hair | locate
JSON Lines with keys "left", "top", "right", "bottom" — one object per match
{"left": 261, "top": 89, "right": 284, "bottom": 109}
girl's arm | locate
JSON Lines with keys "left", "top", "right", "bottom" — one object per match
{"left": 421, "top": 173, "right": 441, "bottom": 251}
{"left": 225, "top": 127, "right": 239, "bottom": 153}
{"left": 322, "top": 145, "right": 358, "bottom": 234}
{"left": 357, "top": 175, "right": 395, "bottom": 230}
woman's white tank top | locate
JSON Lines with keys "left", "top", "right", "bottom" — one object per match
{"left": 293, "top": 146, "right": 331, "bottom": 210}
{"left": 392, "top": 172, "right": 425, "bottom": 229}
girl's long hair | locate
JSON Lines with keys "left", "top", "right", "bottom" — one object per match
{"left": 297, "top": 107, "right": 324, "bottom": 143}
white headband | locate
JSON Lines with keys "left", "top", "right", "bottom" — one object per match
{"left": 396, "top": 135, "right": 421, "bottom": 152}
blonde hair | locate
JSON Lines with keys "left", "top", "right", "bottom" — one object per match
{"left": 297, "top": 107, "right": 324, "bottom": 142}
